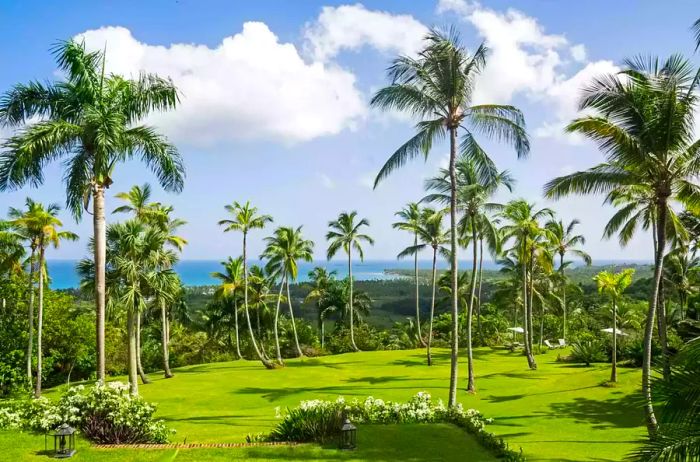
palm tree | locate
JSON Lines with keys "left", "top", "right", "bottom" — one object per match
{"left": 393, "top": 203, "right": 425, "bottom": 346}
{"left": 262, "top": 226, "right": 314, "bottom": 362}
{"left": 546, "top": 219, "right": 591, "bottom": 342}
{"left": 665, "top": 244, "right": 699, "bottom": 321}
{"left": 0, "top": 220, "right": 24, "bottom": 276}
{"left": 594, "top": 268, "right": 634, "bottom": 383}
{"left": 370, "top": 28, "right": 529, "bottom": 405}
{"left": 247, "top": 265, "right": 274, "bottom": 358}
{"left": 0, "top": 41, "right": 184, "bottom": 382}
{"left": 211, "top": 257, "right": 245, "bottom": 360}
{"left": 424, "top": 158, "right": 512, "bottom": 391}
{"left": 499, "top": 200, "right": 554, "bottom": 370}
{"left": 113, "top": 184, "right": 162, "bottom": 223}
{"left": 14, "top": 202, "right": 77, "bottom": 397}
{"left": 326, "top": 212, "right": 374, "bottom": 352}
{"left": 219, "top": 201, "right": 274, "bottom": 369}
{"left": 305, "top": 267, "right": 337, "bottom": 349}
{"left": 398, "top": 208, "right": 449, "bottom": 365}
{"left": 543, "top": 56, "right": 700, "bottom": 434}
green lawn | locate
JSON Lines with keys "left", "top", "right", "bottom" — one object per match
{"left": 1, "top": 347, "right": 645, "bottom": 461}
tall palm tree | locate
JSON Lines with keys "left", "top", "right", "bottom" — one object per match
{"left": 326, "top": 211, "right": 374, "bottom": 352}
{"left": 247, "top": 265, "right": 274, "bottom": 358}
{"left": 262, "top": 226, "right": 314, "bottom": 362}
{"left": 113, "top": 184, "right": 162, "bottom": 223}
{"left": 424, "top": 158, "right": 512, "bottom": 391}
{"left": 14, "top": 201, "right": 77, "bottom": 397}
{"left": 393, "top": 202, "right": 425, "bottom": 346}
{"left": 594, "top": 268, "right": 634, "bottom": 383}
{"left": 499, "top": 200, "right": 554, "bottom": 370}
{"left": 370, "top": 28, "right": 529, "bottom": 405}
{"left": 398, "top": 208, "right": 449, "bottom": 365}
{"left": 219, "top": 201, "right": 274, "bottom": 369}
{"left": 305, "top": 267, "right": 337, "bottom": 349}
{"left": 664, "top": 244, "right": 699, "bottom": 321}
{"left": 211, "top": 257, "right": 245, "bottom": 360}
{"left": 546, "top": 219, "right": 591, "bottom": 341}
{"left": 0, "top": 41, "right": 184, "bottom": 382}
{"left": 543, "top": 56, "right": 700, "bottom": 434}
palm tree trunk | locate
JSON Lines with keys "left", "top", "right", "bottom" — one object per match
{"left": 466, "top": 217, "right": 478, "bottom": 392}
{"left": 26, "top": 247, "right": 36, "bottom": 384}
{"left": 611, "top": 296, "right": 618, "bottom": 383}
{"left": 161, "top": 299, "right": 173, "bottom": 378}
{"left": 94, "top": 185, "right": 107, "bottom": 383}
{"left": 643, "top": 202, "right": 665, "bottom": 435}
{"left": 522, "top": 239, "right": 536, "bottom": 370}
{"left": 348, "top": 248, "right": 359, "bottom": 352}
{"left": 539, "top": 303, "right": 545, "bottom": 348}
{"left": 560, "top": 253, "right": 567, "bottom": 341}
{"left": 136, "top": 312, "right": 151, "bottom": 384}
{"left": 477, "top": 237, "right": 484, "bottom": 343}
{"left": 233, "top": 299, "right": 242, "bottom": 359}
{"left": 242, "top": 233, "right": 274, "bottom": 369}
{"left": 273, "top": 272, "right": 285, "bottom": 365}
{"left": 447, "top": 126, "right": 460, "bottom": 408}
{"left": 427, "top": 247, "right": 438, "bottom": 366}
{"left": 414, "top": 232, "right": 425, "bottom": 347}
{"left": 285, "top": 276, "right": 303, "bottom": 357}
{"left": 656, "top": 278, "right": 670, "bottom": 381}
{"left": 34, "top": 246, "right": 45, "bottom": 398}
{"left": 127, "top": 309, "right": 138, "bottom": 396}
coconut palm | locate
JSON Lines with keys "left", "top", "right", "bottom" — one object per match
{"left": 393, "top": 202, "right": 425, "bottom": 346}
{"left": 398, "top": 208, "right": 449, "bottom": 365}
{"left": 326, "top": 212, "right": 374, "bottom": 352}
{"left": 370, "top": 27, "right": 529, "bottom": 406}
{"left": 665, "top": 245, "right": 699, "bottom": 321}
{"left": 247, "top": 265, "right": 275, "bottom": 358}
{"left": 219, "top": 201, "right": 274, "bottom": 368}
{"left": 0, "top": 220, "right": 24, "bottom": 276}
{"left": 594, "top": 268, "right": 634, "bottom": 383}
{"left": 262, "top": 226, "right": 314, "bottom": 363}
{"left": 499, "top": 200, "right": 554, "bottom": 370}
{"left": 113, "top": 184, "right": 163, "bottom": 223}
{"left": 211, "top": 257, "right": 245, "bottom": 360}
{"left": 543, "top": 56, "right": 700, "bottom": 434}
{"left": 424, "top": 158, "right": 512, "bottom": 391}
{"left": 546, "top": 219, "right": 591, "bottom": 341}
{"left": 304, "top": 267, "right": 337, "bottom": 349}
{"left": 0, "top": 41, "right": 184, "bottom": 382}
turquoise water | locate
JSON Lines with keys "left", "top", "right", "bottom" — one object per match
{"left": 45, "top": 259, "right": 650, "bottom": 290}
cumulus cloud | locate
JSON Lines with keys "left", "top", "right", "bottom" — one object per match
{"left": 77, "top": 23, "right": 366, "bottom": 146}
{"left": 437, "top": 0, "right": 619, "bottom": 144}
{"left": 303, "top": 4, "right": 428, "bottom": 61}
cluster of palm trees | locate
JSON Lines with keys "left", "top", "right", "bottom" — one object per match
{"left": 211, "top": 203, "right": 374, "bottom": 367}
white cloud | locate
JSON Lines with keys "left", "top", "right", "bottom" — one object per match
{"left": 437, "top": 0, "right": 619, "bottom": 144}
{"left": 358, "top": 171, "right": 376, "bottom": 189}
{"left": 317, "top": 172, "right": 335, "bottom": 189}
{"left": 303, "top": 4, "right": 428, "bottom": 62}
{"left": 76, "top": 23, "right": 366, "bottom": 146}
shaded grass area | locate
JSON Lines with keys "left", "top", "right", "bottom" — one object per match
{"left": 4, "top": 347, "right": 644, "bottom": 461}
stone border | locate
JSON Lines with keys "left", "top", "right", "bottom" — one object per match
{"left": 94, "top": 442, "right": 299, "bottom": 449}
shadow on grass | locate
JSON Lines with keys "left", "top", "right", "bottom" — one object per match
{"left": 236, "top": 382, "right": 448, "bottom": 402}
{"left": 548, "top": 392, "right": 644, "bottom": 429}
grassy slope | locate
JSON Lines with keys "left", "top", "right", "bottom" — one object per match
{"left": 3, "top": 348, "right": 644, "bottom": 461}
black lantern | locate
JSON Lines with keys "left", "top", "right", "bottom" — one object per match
{"left": 52, "top": 424, "right": 76, "bottom": 458}
{"left": 339, "top": 417, "right": 357, "bottom": 450}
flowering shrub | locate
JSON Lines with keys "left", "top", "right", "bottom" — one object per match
{"left": 269, "top": 392, "right": 525, "bottom": 461}
{"left": 0, "top": 382, "right": 172, "bottom": 444}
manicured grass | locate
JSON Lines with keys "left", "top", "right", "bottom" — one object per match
{"left": 3, "top": 347, "right": 645, "bottom": 461}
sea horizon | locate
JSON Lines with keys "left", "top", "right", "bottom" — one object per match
{"left": 45, "top": 258, "right": 653, "bottom": 290}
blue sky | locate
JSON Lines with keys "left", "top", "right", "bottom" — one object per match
{"left": 0, "top": 0, "right": 698, "bottom": 262}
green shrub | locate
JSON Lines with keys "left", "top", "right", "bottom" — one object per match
{"left": 571, "top": 339, "right": 606, "bottom": 366}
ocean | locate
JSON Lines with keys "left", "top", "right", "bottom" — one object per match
{"left": 45, "top": 258, "right": 651, "bottom": 290}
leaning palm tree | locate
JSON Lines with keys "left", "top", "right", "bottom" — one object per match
{"left": 499, "top": 200, "right": 554, "bottom": 370}
{"left": 370, "top": 28, "right": 529, "bottom": 405}
{"left": 15, "top": 201, "right": 77, "bottom": 397}
{"left": 594, "top": 268, "right": 634, "bottom": 383}
{"left": 262, "top": 226, "right": 314, "bottom": 362}
{"left": 0, "top": 41, "right": 184, "bottom": 382}
{"left": 424, "top": 157, "right": 513, "bottom": 391}
{"left": 393, "top": 202, "right": 425, "bottom": 346}
{"left": 219, "top": 201, "right": 274, "bottom": 369}
{"left": 326, "top": 211, "right": 374, "bottom": 352}
{"left": 543, "top": 55, "right": 700, "bottom": 434}
{"left": 546, "top": 219, "right": 591, "bottom": 342}
{"left": 398, "top": 208, "right": 449, "bottom": 365}
{"left": 212, "top": 257, "right": 246, "bottom": 360}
